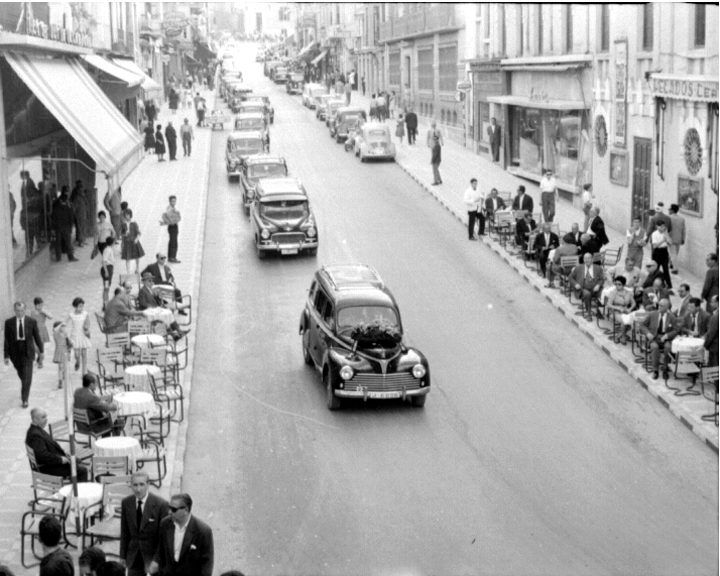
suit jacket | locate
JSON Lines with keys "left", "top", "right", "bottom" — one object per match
{"left": 73, "top": 387, "right": 114, "bottom": 426}
{"left": 4, "top": 315, "right": 43, "bottom": 362}
{"left": 569, "top": 264, "right": 604, "bottom": 292}
{"left": 142, "top": 263, "right": 175, "bottom": 286}
{"left": 701, "top": 266, "right": 719, "bottom": 302}
{"left": 484, "top": 196, "right": 506, "bottom": 216}
{"left": 155, "top": 515, "right": 214, "bottom": 576}
{"left": 25, "top": 424, "right": 67, "bottom": 469}
{"left": 404, "top": 112, "right": 418, "bottom": 130}
{"left": 570, "top": 231, "right": 583, "bottom": 248}
{"left": 511, "top": 194, "right": 534, "bottom": 213}
{"left": 138, "top": 286, "right": 164, "bottom": 311}
{"left": 681, "top": 310, "right": 711, "bottom": 337}
{"left": 641, "top": 310, "right": 679, "bottom": 341}
{"left": 642, "top": 287, "right": 670, "bottom": 309}
{"left": 486, "top": 124, "right": 501, "bottom": 148}
{"left": 705, "top": 312, "right": 718, "bottom": 357}
{"left": 121, "top": 492, "right": 170, "bottom": 568}
{"left": 588, "top": 216, "right": 610, "bottom": 246}
{"left": 516, "top": 218, "right": 536, "bottom": 240}
{"left": 534, "top": 232, "right": 560, "bottom": 253}
{"left": 677, "top": 295, "right": 692, "bottom": 319}
{"left": 668, "top": 214, "right": 685, "bottom": 245}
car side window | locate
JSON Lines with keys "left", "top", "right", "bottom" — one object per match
{"left": 313, "top": 289, "right": 328, "bottom": 316}
{"left": 322, "top": 301, "right": 335, "bottom": 330}
{"left": 308, "top": 281, "right": 318, "bottom": 303}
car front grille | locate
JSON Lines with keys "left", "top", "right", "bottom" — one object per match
{"left": 271, "top": 232, "right": 306, "bottom": 245}
{"left": 347, "top": 372, "right": 421, "bottom": 392}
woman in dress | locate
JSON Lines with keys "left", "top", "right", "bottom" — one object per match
{"left": 52, "top": 321, "right": 72, "bottom": 388}
{"left": 100, "top": 236, "right": 115, "bottom": 305}
{"left": 606, "top": 275, "right": 636, "bottom": 345}
{"left": 395, "top": 110, "right": 405, "bottom": 144}
{"left": 143, "top": 123, "right": 155, "bottom": 153}
{"left": 120, "top": 209, "right": 145, "bottom": 273}
{"left": 30, "top": 296, "right": 52, "bottom": 344}
{"left": 66, "top": 297, "right": 91, "bottom": 374}
{"left": 154, "top": 124, "right": 166, "bottom": 161}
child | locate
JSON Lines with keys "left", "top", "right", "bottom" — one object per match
{"left": 66, "top": 297, "right": 92, "bottom": 374}
{"left": 30, "top": 297, "right": 52, "bottom": 344}
{"left": 52, "top": 321, "right": 72, "bottom": 389}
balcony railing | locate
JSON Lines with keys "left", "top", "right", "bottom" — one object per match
{"left": 379, "top": 4, "right": 457, "bottom": 43}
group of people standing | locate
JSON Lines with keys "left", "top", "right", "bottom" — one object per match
{"left": 143, "top": 119, "right": 195, "bottom": 162}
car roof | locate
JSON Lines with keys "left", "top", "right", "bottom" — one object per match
{"left": 245, "top": 154, "right": 286, "bottom": 165}
{"left": 256, "top": 177, "right": 305, "bottom": 196}
{"left": 229, "top": 130, "right": 264, "bottom": 140}
{"left": 363, "top": 123, "right": 390, "bottom": 134}
{"left": 338, "top": 107, "right": 366, "bottom": 115}
{"left": 328, "top": 99, "right": 345, "bottom": 106}
{"left": 316, "top": 265, "right": 398, "bottom": 308}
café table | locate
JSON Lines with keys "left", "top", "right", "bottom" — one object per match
{"left": 57, "top": 482, "right": 103, "bottom": 532}
{"left": 123, "top": 365, "right": 161, "bottom": 393}
{"left": 142, "top": 307, "right": 174, "bottom": 327}
{"left": 114, "top": 390, "right": 156, "bottom": 416}
{"left": 95, "top": 436, "right": 142, "bottom": 471}
{"left": 131, "top": 334, "right": 167, "bottom": 349}
{"left": 671, "top": 336, "right": 705, "bottom": 354}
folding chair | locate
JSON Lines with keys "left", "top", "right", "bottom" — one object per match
{"left": 96, "top": 348, "right": 126, "bottom": 392}
{"left": 128, "top": 318, "right": 151, "bottom": 337}
{"left": 21, "top": 474, "right": 68, "bottom": 568}
{"left": 136, "top": 439, "right": 167, "bottom": 488}
{"left": 494, "top": 212, "right": 514, "bottom": 248}
{"left": 49, "top": 420, "right": 94, "bottom": 464}
{"left": 73, "top": 408, "right": 113, "bottom": 448}
{"left": 148, "top": 373, "right": 185, "bottom": 423}
{"left": 97, "top": 474, "right": 133, "bottom": 486}
{"left": 700, "top": 367, "right": 719, "bottom": 425}
{"left": 94, "top": 313, "right": 108, "bottom": 335}
{"left": 665, "top": 349, "right": 704, "bottom": 396}
{"left": 559, "top": 257, "right": 580, "bottom": 298}
{"left": 601, "top": 245, "right": 623, "bottom": 271}
{"left": 25, "top": 444, "right": 38, "bottom": 472}
{"left": 106, "top": 332, "right": 138, "bottom": 365}
{"left": 82, "top": 483, "right": 133, "bottom": 550}
{"left": 523, "top": 232, "right": 539, "bottom": 269}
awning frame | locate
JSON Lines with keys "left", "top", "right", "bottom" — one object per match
{"left": 81, "top": 54, "right": 143, "bottom": 88}
{"left": 311, "top": 50, "right": 328, "bottom": 67}
{"left": 486, "top": 95, "right": 590, "bottom": 111}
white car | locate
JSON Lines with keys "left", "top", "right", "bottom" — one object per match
{"left": 354, "top": 123, "right": 396, "bottom": 162}
{"left": 302, "top": 83, "right": 327, "bottom": 109}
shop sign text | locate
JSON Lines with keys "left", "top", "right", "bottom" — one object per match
{"left": 651, "top": 78, "right": 718, "bottom": 103}
{"left": 26, "top": 17, "right": 92, "bottom": 48}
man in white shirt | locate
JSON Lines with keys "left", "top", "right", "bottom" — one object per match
{"left": 539, "top": 169, "right": 558, "bottom": 223}
{"left": 463, "top": 178, "right": 484, "bottom": 240}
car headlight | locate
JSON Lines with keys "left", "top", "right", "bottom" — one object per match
{"left": 412, "top": 364, "right": 426, "bottom": 379}
{"left": 339, "top": 366, "right": 354, "bottom": 380}
{"left": 306, "top": 226, "right": 316, "bottom": 238}
{"left": 246, "top": 189, "right": 255, "bottom": 198}
{"left": 260, "top": 229, "right": 270, "bottom": 239}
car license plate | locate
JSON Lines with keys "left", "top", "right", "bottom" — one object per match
{"left": 281, "top": 249, "right": 298, "bottom": 255}
{"left": 368, "top": 391, "right": 401, "bottom": 399}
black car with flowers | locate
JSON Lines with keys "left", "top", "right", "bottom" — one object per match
{"left": 299, "top": 264, "right": 430, "bottom": 410}
{"left": 250, "top": 177, "right": 318, "bottom": 259}
{"left": 240, "top": 154, "right": 288, "bottom": 215}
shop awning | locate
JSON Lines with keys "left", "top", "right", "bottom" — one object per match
{"left": 297, "top": 41, "right": 315, "bottom": 59}
{"left": 111, "top": 58, "right": 163, "bottom": 100}
{"left": 194, "top": 41, "right": 217, "bottom": 62}
{"left": 81, "top": 54, "right": 144, "bottom": 88}
{"left": 486, "top": 95, "right": 589, "bottom": 110}
{"left": 311, "top": 50, "right": 328, "bottom": 67}
{"left": 185, "top": 53, "right": 202, "bottom": 67}
{"left": 5, "top": 52, "right": 143, "bottom": 191}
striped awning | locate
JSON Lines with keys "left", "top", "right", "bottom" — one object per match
{"left": 5, "top": 52, "right": 144, "bottom": 191}
{"left": 111, "top": 58, "right": 163, "bottom": 100}
{"left": 81, "top": 54, "right": 144, "bottom": 88}
{"left": 311, "top": 50, "right": 328, "bottom": 67}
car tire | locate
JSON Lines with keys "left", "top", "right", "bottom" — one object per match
{"left": 360, "top": 152, "right": 365, "bottom": 163}
{"left": 411, "top": 394, "right": 427, "bottom": 408}
{"left": 302, "top": 333, "right": 313, "bottom": 365}
{"left": 336, "top": 135, "right": 342, "bottom": 144}
{"left": 324, "top": 370, "right": 342, "bottom": 411}
{"left": 256, "top": 241, "right": 266, "bottom": 260}
{"left": 306, "top": 247, "right": 317, "bottom": 257}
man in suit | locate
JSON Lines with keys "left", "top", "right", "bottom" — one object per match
{"left": 486, "top": 117, "right": 501, "bottom": 162}
{"left": 586, "top": 207, "right": 610, "bottom": 248}
{"left": 73, "top": 373, "right": 123, "bottom": 436}
{"left": 515, "top": 212, "right": 536, "bottom": 252}
{"left": 546, "top": 233, "right": 579, "bottom": 289}
{"left": 426, "top": 121, "right": 443, "bottom": 185}
{"left": 511, "top": 185, "right": 533, "bottom": 213}
{"left": 121, "top": 471, "right": 170, "bottom": 576}
{"left": 701, "top": 253, "right": 719, "bottom": 312}
{"left": 569, "top": 252, "right": 604, "bottom": 318}
{"left": 533, "top": 222, "right": 560, "bottom": 277}
{"left": 25, "top": 408, "right": 89, "bottom": 481}
{"left": 141, "top": 253, "right": 189, "bottom": 315}
{"left": 105, "top": 288, "right": 144, "bottom": 334}
{"left": 641, "top": 278, "right": 671, "bottom": 310}
{"left": 641, "top": 298, "right": 679, "bottom": 379}
{"left": 569, "top": 223, "right": 583, "bottom": 248}
{"left": 675, "top": 283, "right": 692, "bottom": 319}
{"left": 4, "top": 301, "right": 44, "bottom": 407}
{"left": 484, "top": 188, "right": 507, "bottom": 226}
{"left": 404, "top": 109, "right": 418, "bottom": 145}
{"left": 154, "top": 493, "right": 214, "bottom": 576}
{"left": 645, "top": 202, "right": 672, "bottom": 236}
{"left": 138, "top": 274, "right": 189, "bottom": 340}
{"left": 681, "top": 298, "right": 710, "bottom": 337}
{"left": 705, "top": 296, "right": 718, "bottom": 367}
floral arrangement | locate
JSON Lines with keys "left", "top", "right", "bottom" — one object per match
{"left": 350, "top": 320, "right": 402, "bottom": 346}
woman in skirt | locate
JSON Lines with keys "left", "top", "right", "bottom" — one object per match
{"left": 155, "top": 124, "right": 166, "bottom": 161}
{"left": 121, "top": 209, "right": 145, "bottom": 273}
{"left": 143, "top": 123, "right": 155, "bottom": 153}
{"left": 100, "top": 236, "right": 115, "bottom": 305}
{"left": 65, "top": 297, "right": 91, "bottom": 374}
{"left": 395, "top": 110, "right": 405, "bottom": 144}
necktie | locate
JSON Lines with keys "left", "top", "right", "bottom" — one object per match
{"left": 586, "top": 267, "right": 591, "bottom": 280}
{"left": 136, "top": 500, "right": 143, "bottom": 527}
{"left": 693, "top": 314, "right": 698, "bottom": 332}
{"left": 18, "top": 319, "right": 24, "bottom": 340}
{"left": 659, "top": 314, "right": 666, "bottom": 335}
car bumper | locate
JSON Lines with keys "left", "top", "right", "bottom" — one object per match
{"left": 366, "top": 150, "right": 396, "bottom": 159}
{"left": 227, "top": 167, "right": 242, "bottom": 176}
{"left": 307, "top": 102, "right": 317, "bottom": 109}
{"left": 334, "top": 387, "right": 429, "bottom": 400}
{"left": 257, "top": 238, "right": 318, "bottom": 253}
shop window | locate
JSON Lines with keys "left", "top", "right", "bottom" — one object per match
{"left": 453, "top": 111, "right": 458, "bottom": 125}
{"left": 694, "top": 4, "right": 706, "bottom": 48}
{"left": 389, "top": 51, "right": 400, "bottom": 87}
{"left": 600, "top": 5, "right": 610, "bottom": 52}
{"left": 438, "top": 45, "right": 457, "bottom": 92}
{"left": 418, "top": 48, "right": 433, "bottom": 91}
{"left": 641, "top": 4, "right": 653, "bottom": 51}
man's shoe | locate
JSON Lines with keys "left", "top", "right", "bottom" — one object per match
{"left": 68, "top": 257, "right": 79, "bottom": 262}
{"left": 169, "top": 259, "right": 181, "bottom": 263}
{"left": 178, "top": 309, "right": 188, "bottom": 316}
{"left": 652, "top": 371, "right": 659, "bottom": 380}
{"left": 431, "top": 182, "right": 439, "bottom": 186}
{"left": 468, "top": 237, "right": 476, "bottom": 241}
{"left": 671, "top": 270, "right": 678, "bottom": 275}
{"left": 22, "top": 401, "right": 28, "bottom": 408}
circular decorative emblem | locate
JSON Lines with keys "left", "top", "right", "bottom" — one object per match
{"left": 684, "top": 128, "right": 703, "bottom": 175}
{"left": 595, "top": 115, "right": 608, "bottom": 157}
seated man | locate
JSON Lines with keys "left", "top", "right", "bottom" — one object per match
{"left": 605, "top": 275, "right": 636, "bottom": 345}
{"left": 515, "top": 212, "right": 536, "bottom": 252}
{"left": 639, "top": 260, "right": 665, "bottom": 292}
{"left": 578, "top": 233, "right": 601, "bottom": 258}
{"left": 606, "top": 257, "right": 642, "bottom": 290}
{"left": 642, "top": 277, "right": 670, "bottom": 310}
{"left": 73, "top": 373, "right": 124, "bottom": 436}
{"left": 25, "top": 408, "right": 89, "bottom": 481}
{"left": 681, "top": 297, "right": 710, "bottom": 337}
{"left": 484, "top": 188, "right": 507, "bottom": 225}
{"left": 138, "top": 273, "right": 189, "bottom": 340}
{"left": 569, "top": 252, "right": 604, "bottom": 317}
{"left": 533, "top": 222, "right": 559, "bottom": 278}
{"left": 546, "top": 233, "right": 579, "bottom": 288}
{"left": 641, "top": 298, "right": 679, "bottom": 380}
{"left": 141, "top": 253, "right": 188, "bottom": 315}
{"left": 104, "top": 288, "right": 144, "bottom": 334}
{"left": 569, "top": 222, "right": 583, "bottom": 248}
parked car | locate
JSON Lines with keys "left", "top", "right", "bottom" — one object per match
{"left": 234, "top": 112, "right": 269, "bottom": 151}
{"left": 273, "top": 66, "right": 289, "bottom": 83}
{"left": 329, "top": 106, "right": 367, "bottom": 143}
{"left": 240, "top": 154, "right": 288, "bottom": 215}
{"left": 227, "top": 83, "right": 252, "bottom": 104}
{"left": 244, "top": 96, "right": 274, "bottom": 123}
{"left": 299, "top": 264, "right": 430, "bottom": 410}
{"left": 315, "top": 95, "right": 341, "bottom": 121}
{"left": 250, "top": 177, "right": 318, "bottom": 259}
{"left": 325, "top": 99, "right": 347, "bottom": 128}
{"left": 286, "top": 72, "right": 305, "bottom": 94}
{"left": 343, "top": 119, "right": 364, "bottom": 152}
{"left": 302, "top": 83, "right": 327, "bottom": 109}
{"left": 354, "top": 123, "right": 396, "bottom": 162}
{"left": 226, "top": 131, "right": 266, "bottom": 182}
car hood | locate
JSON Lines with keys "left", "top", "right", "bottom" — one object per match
{"left": 260, "top": 213, "right": 313, "bottom": 230}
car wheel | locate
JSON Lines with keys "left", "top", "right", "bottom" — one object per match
{"left": 360, "top": 152, "right": 365, "bottom": 163}
{"left": 324, "top": 369, "right": 342, "bottom": 410}
{"left": 336, "top": 135, "right": 342, "bottom": 144}
{"left": 306, "top": 247, "right": 317, "bottom": 257}
{"left": 256, "top": 240, "right": 266, "bottom": 260}
{"left": 411, "top": 394, "right": 427, "bottom": 408}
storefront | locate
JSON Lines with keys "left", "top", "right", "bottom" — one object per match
{"left": 467, "top": 59, "right": 504, "bottom": 160}
{"left": 488, "top": 59, "right": 593, "bottom": 193}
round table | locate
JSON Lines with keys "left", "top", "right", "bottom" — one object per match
{"left": 123, "top": 365, "right": 161, "bottom": 393}
{"left": 131, "top": 334, "right": 167, "bottom": 349}
{"left": 95, "top": 436, "right": 142, "bottom": 471}
{"left": 113, "top": 390, "right": 156, "bottom": 416}
{"left": 58, "top": 482, "right": 103, "bottom": 527}
{"left": 672, "top": 337, "right": 705, "bottom": 354}
{"left": 142, "top": 307, "right": 175, "bottom": 327}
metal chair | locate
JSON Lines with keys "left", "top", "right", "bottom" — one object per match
{"left": 81, "top": 483, "right": 133, "bottom": 550}
{"left": 73, "top": 408, "right": 113, "bottom": 447}
{"left": 25, "top": 444, "right": 38, "bottom": 472}
{"left": 94, "top": 312, "right": 108, "bottom": 335}
{"left": 148, "top": 373, "right": 185, "bottom": 423}
{"left": 601, "top": 245, "right": 623, "bottom": 271}
{"left": 21, "top": 474, "right": 69, "bottom": 568}
{"left": 97, "top": 474, "right": 133, "bottom": 486}
{"left": 48, "top": 420, "right": 94, "bottom": 464}
{"left": 558, "top": 257, "right": 580, "bottom": 299}
{"left": 92, "top": 456, "right": 129, "bottom": 481}
{"left": 96, "top": 348, "right": 126, "bottom": 392}
{"left": 136, "top": 439, "right": 167, "bottom": 488}
{"left": 128, "top": 318, "right": 152, "bottom": 337}
{"left": 700, "top": 367, "right": 719, "bottom": 425}
{"left": 665, "top": 349, "right": 704, "bottom": 396}
{"left": 494, "top": 212, "right": 514, "bottom": 248}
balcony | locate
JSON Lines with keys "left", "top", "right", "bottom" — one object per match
{"left": 379, "top": 5, "right": 458, "bottom": 44}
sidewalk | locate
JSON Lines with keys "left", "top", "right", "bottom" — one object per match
{"left": 339, "top": 88, "right": 718, "bottom": 451}
{"left": 0, "top": 88, "right": 215, "bottom": 571}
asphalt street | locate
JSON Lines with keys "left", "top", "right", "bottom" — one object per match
{"left": 182, "top": 47, "right": 718, "bottom": 576}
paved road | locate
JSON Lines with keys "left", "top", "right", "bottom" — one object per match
{"left": 183, "top": 47, "right": 718, "bottom": 576}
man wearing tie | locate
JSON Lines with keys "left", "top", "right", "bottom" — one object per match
{"left": 570, "top": 222, "right": 583, "bottom": 248}
{"left": 426, "top": 121, "right": 444, "bottom": 185}
{"left": 484, "top": 188, "right": 507, "bottom": 226}
{"left": 511, "top": 185, "right": 534, "bottom": 213}
{"left": 641, "top": 298, "right": 679, "bottom": 380}
{"left": 676, "top": 283, "right": 692, "bottom": 319}
{"left": 486, "top": 117, "right": 501, "bottom": 162}
{"left": 4, "top": 301, "right": 44, "bottom": 407}
{"left": 120, "top": 471, "right": 170, "bottom": 576}
{"left": 681, "top": 298, "right": 710, "bottom": 337}
{"left": 569, "top": 253, "right": 604, "bottom": 319}
{"left": 533, "top": 222, "right": 560, "bottom": 278}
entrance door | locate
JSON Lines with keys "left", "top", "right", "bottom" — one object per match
{"left": 632, "top": 138, "right": 652, "bottom": 226}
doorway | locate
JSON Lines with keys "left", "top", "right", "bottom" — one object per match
{"left": 631, "top": 137, "right": 652, "bottom": 226}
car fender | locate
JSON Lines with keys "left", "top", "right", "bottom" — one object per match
{"left": 299, "top": 309, "right": 310, "bottom": 335}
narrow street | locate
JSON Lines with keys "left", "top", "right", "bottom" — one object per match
{"left": 182, "top": 49, "right": 718, "bottom": 576}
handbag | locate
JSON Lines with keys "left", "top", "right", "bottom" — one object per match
{"left": 90, "top": 245, "right": 99, "bottom": 260}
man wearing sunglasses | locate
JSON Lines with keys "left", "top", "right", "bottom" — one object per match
{"left": 155, "top": 493, "right": 214, "bottom": 576}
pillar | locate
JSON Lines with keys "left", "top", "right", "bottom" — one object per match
{"left": 0, "top": 65, "right": 15, "bottom": 316}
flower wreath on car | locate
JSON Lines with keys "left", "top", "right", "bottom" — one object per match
{"left": 350, "top": 320, "right": 402, "bottom": 348}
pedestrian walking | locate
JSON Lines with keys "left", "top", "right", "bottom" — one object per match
{"left": 487, "top": 117, "right": 502, "bottom": 163}
{"left": 30, "top": 297, "right": 52, "bottom": 345}
{"left": 405, "top": 108, "right": 418, "bottom": 145}
{"left": 463, "top": 178, "right": 484, "bottom": 240}
{"left": 165, "top": 121, "right": 178, "bottom": 161}
{"left": 369, "top": 93, "right": 377, "bottom": 121}
{"left": 427, "top": 121, "right": 444, "bottom": 185}
{"left": 146, "top": 100, "right": 156, "bottom": 127}
{"left": 539, "top": 169, "right": 558, "bottom": 222}
{"left": 154, "top": 124, "right": 166, "bottom": 161}
{"left": 70, "top": 180, "right": 88, "bottom": 247}
{"left": 180, "top": 118, "right": 194, "bottom": 157}
{"left": 121, "top": 209, "right": 145, "bottom": 273}
{"left": 4, "top": 301, "right": 44, "bottom": 408}
{"left": 377, "top": 92, "right": 387, "bottom": 121}
{"left": 626, "top": 217, "right": 647, "bottom": 268}
{"left": 395, "top": 110, "right": 405, "bottom": 144}
{"left": 197, "top": 97, "right": 207, "bottom": 127}
{"left": 169, "top": 88, "right": 179, "bottom": 115}
{"left": 100, "top": 237, "right": 115, "bottom": 305}
{"left": 143, "top": 123, "right": 155, "bottom": 154}
{"left": 344, "top": 80, "right": 352, "bottom": 105}
{"left": 361, "top": 75, "right": 366, "bottom": 96}
{"left": 95, "top": 210, "right": 116, "bottom": 254}
{"left": 65, "top": 297, "right": 91, "bottom": 374}
{"left": 581, "top": 183, "right": 594, "bottom": 232}
{"left": 668, "top": 204, "right": 685, "bottom": 274}
{"left": 51, "top": 321, "right": 71, "bottom": 389}
{"left": 104, "top": 187, "right": 123, "bottom": 239}
{"left": 160, "top": 195, "right": 182, "bottom": 263}
{"left": 51, "top": 188, "right": 78, "bottom": 262}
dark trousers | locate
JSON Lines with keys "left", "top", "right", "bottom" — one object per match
{"left": 538, "top": 250, "right": 550, "bottom": 275}
{"left": 408, "top": 128, "right": 416, "bottom": 145}
{"left": 127, "top": 550, "right": 148, "bottom": 576}
{"left": 10, "top": 351, "right": 33, "bottom": 403}
{"left": 467, "top": 211, "right": 485, "bottom": 238}
{"left": 54, "top": 227, "right": 74, "bottom": 261}
{"left": 652, "top": 247, "right": 672, "bottom": 289}
{"left": 168, "top": 224, "right": 179, "bottom": 260}
{"left": 168, "top": 140, "right": 177, "bottom": 160}
{"left": 432, "top": 163, "right": 441, "bottom": 184}
{"left": 182, "top": 135, "right": 192, "bottom": 156}
{"left": 491, "top": 144, "right": 500, "bottom": 162}
{"left": 40, "top": 463, "right": 89, "bottom": 482}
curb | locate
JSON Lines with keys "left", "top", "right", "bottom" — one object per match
{"left": 394, "top": 156, "right": 719, "bottom": 453}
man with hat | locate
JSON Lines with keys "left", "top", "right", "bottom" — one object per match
{"left": 138, "top": 273, "right": 189, "bottom": 340}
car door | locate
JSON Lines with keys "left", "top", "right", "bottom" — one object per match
{"left": 308, "top": 288, "right": 330, "bottom": 364}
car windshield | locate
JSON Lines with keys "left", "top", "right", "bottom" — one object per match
{"left": 235, "top": 119, "right": 264, "bottom": 130}
{"left": 340, "top": 113, "right": 363, "bottom": 123}
{"left": 337, "top": 306, "right": 399, "bottom": 332}
{"left": 259, "top": 199, "right": 308, "bottom": 219}
{"left": 249, "top": 164, "right": 287, "bottom": 179}
{"left": 367, "top": 130, "right": 388, "bottom": 140}
{"left": 230, "top": 138, "right": 263, "bottom": 152}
